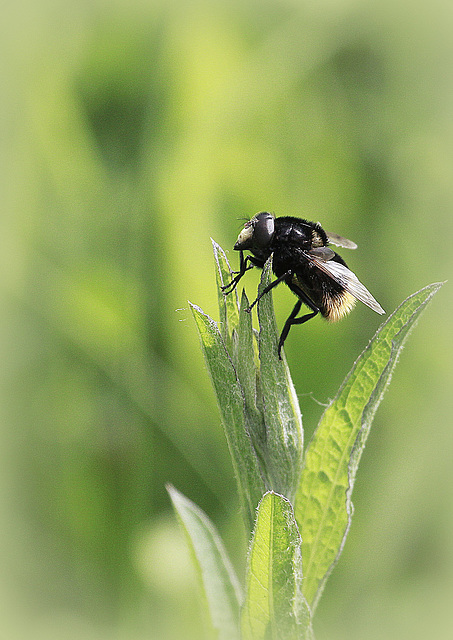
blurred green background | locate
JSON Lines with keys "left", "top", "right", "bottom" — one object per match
{"left": 1, "top": 0, "right": 452, "bottom": 638}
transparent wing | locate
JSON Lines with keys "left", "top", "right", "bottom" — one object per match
{"left": 308, "top": 246, "right": 336, "bottom": 260}
{"left": 325, "top": 231, "right": 357, "bottom": 250}
{"left": 307, "top": 254, "right": 385, "bottom": 314}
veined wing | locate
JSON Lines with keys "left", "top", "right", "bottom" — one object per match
{"left": 306, "top": 253, "right": 385, "bottom": 314}
{"left": 325, "top": 231, "right": 358, "bottom": 249}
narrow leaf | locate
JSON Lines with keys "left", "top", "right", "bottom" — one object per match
{"left": 213, "top": 239, "right": 240, "bottom": 349}
{"left": 168, "top": 485, "right": 242, "bottom": 639}
{"left": 241, "top": 492, "right": 313, "bottom": 640}
{"left": 190, "top": 302, "right": 266, "bottom": 529}
{"left": 235, "top": 290, "right": 267, "bottom": 465}
{"left": 235, "top": 290, "right": 258, "bottom": 408}
{"left": 257, "top": 258, "right": 303, "bottom": 501}
{"left": 295, "top": 282, "right": 444, "bottom": 608}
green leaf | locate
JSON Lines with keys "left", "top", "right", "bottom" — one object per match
{"left": 190, "top": 302, "right": 266, "bottom": 529}
{"left": 167, "top": 485, "right": 242, "bottom": 640}
{"left": 241, "top": 492, "right": 313, "bottom": 640}
{"left": 192, "top": 246, "right": 305, "bottom": 524}
{"left": 213, "top": 239, "right": 240, "bottom": 350}
{"left": 257, "top": 258, "right": 303, "bottom": 502}
{"left": 235, "top": 289, "right": 258, "bottom": 408}
{"left": 235, "top": 290, "right": 267, "bottom": 469}
{"left": 295, "top": 282, "right": 444, "bottom": 609}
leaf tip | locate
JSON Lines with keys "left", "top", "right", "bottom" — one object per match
{"left": 211, "top": 237, "right": 221, "bottom": 253}
{"left": 188, "top": 300, "right": 203, "bottom": 315}
{"left": 166, "top": 483, "right": 182, "bottom": 506}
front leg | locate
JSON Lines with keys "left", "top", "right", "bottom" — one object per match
{"left": 245, "top": 270, "right": 293, "bottom": 313}
{"left": 221, "top": 251, "right": 255, "bottom": 294}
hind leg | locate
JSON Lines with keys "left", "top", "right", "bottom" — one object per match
{"left": 278, "top": 296, "right": 319, "bottom": 359}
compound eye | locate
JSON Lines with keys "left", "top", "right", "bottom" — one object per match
{"left": 252, "top": 212, "right": 274, "bottom": 247}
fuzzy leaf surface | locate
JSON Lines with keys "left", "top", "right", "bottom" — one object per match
{"left": 295, "top": 282, "right": 444, "bottom": 608}
{"left": 190, "top": 302, "right": 265, "bottom": 529}
{"left": 241, "top": 492, "right": 313, "bottom": 640}
{"left": 213, "top": 239, "right": 239, "bottom": 350}
{"left": 257, "top": 259, "right": 303, "bottom": 501}
{"left": 168, "top": 485, "right": 242, "bottom": 639}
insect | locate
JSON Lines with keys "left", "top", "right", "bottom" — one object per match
{"left": 222, "top": 212, "right": 385, "bottom": 358}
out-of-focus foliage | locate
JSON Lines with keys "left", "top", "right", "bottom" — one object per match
{"left": 0, "top": 1, "right": 452, "bottom": 639}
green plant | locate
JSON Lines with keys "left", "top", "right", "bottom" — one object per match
{"left": 168, "top": 241, "right": 442, "bottom": 639}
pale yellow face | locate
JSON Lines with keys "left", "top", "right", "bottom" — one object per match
{"left": 235, "top": 223, "right": 254, "bottom": 248}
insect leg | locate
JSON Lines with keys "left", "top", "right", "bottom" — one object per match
{"left": 246, "top": 270, "right": 292, "bottom": 313}
{"left": 277, "top": 289, "right": 319, "bottom": 359}
{"left": 221, "top": 251, "right": 255, "bottom": 294}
